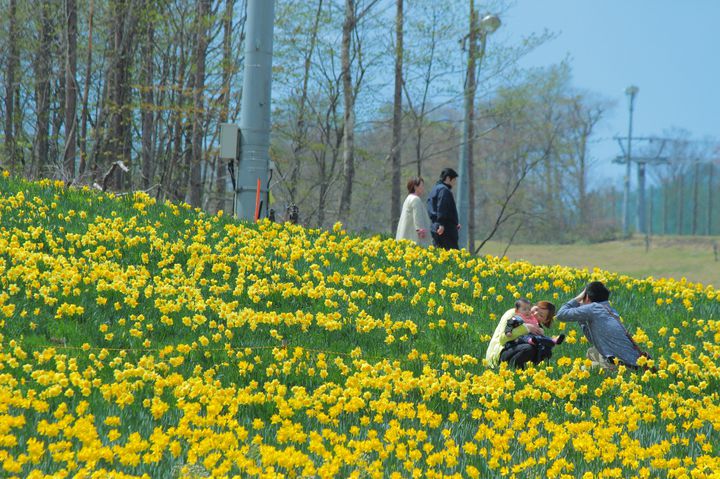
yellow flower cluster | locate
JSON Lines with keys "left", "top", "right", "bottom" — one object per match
{"left": 0, "top": 176, "right": 718, "bottom": 478}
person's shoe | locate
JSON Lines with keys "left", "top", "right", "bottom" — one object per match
{"left": 554, "top": 334, "right": 565, "bottom": 345}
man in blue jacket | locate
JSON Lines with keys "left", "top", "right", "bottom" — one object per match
{"left": 426, "top": 168, "right": 460, "bottom": 250}
{"left": 556, "top": 281, "right": 644, "bottom": 369}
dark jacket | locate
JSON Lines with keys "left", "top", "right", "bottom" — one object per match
{"left": 427, "top": 181, "right": 459, "bottom": 233}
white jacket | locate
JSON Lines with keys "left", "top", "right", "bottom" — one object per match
{"left": 395, "top": 194, "right": 431, "bottom": 246}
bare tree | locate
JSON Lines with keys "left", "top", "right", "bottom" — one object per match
{"left": 214, "top": 0, "right": 240, "bottom": 213}
{"left": 287, "top": 0, "right": 323, "bottom": 204}
{"left": 64, "top": 0, "right": 78, "bottom": 178}
{"left": 33, "top": 0, "right": 53, "bottom": 177}
{"left": 401, "top": 2, "right": 460, "bottom": 177}
{"left": 338, "top": 0, "right": 379, "bottom": 225}
{"left": 186, "top": 0, "right": 211, "bottom": 207}
{"left": 93, "top": 0, "right": 141, "bottom": 188}
{"left": 692, "top": 160, "right": 700, "bottom": 235}
{"left": 565, "top": 93, "right": 605, "bottom": 226}
{"left": 140, "top": 2, "right": 155, "bottom": 189}
{"left": 708, "top": 161, "right": 715, "bottom": 235}
{"left": 474, "top": 65, "right": 570, "bottom": 250}
{"left": 389, "top": 0, "right": 403, "bottom": 233}
{"left": 4, "top": 0, "right": 19, "bottom": 168}
{"left": 338, "top": 0, "right": 357, "bottom": 225}
{"left": 78, "top": 0, "right": 94, "bottom": 176}
{"left": 307, "top": 46, "right": 344, "bottom": 228}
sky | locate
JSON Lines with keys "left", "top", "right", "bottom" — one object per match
{"left": 498, "top": 0, "right": 720, "bottom": 187}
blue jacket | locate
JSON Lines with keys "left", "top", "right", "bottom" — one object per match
{"left": 427, "top": 181, "right": 458, "bottom": 232}
{"left": 556, "top": 300, "right": 641, "bottom": 367}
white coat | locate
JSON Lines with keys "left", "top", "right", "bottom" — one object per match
{"left": 395, "top": 194, "right": 431, "bottom": 247}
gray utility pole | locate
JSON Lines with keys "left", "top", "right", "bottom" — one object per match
{"left": 622, "top": 86, "right": 638, "bottom": 236}
{"left": 457, "top": 12, "right": 500, "bottom": 250}
{"left": 234, "top": 0, "right": 276, "bottom": 221}
{"left": 614, "top": 136, "right": 668, "bottom": 234}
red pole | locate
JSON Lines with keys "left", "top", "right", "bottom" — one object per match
{"left": 254, "top": 178, "right": 261, "bottom": 221}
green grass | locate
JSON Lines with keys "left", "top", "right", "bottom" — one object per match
{"left": 481, "top": 236, "right": 720, "bottom": 288}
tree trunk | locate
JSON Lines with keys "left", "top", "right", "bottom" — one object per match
{"left": 692, "top": 161, "right": 699, "bottom": 235}
{"left": 118, "top": 40, "right": 134, "bottom": 189}
{"left": 51, "top": 51, "right": 67, "bottom": 175}
{"left": 662, "top": 180, "right": 669, "bottom": 235}
{"left": 33, "top": 1, "right": 53, "bottom": 177}
{"left": 577, "top": 131, "right": 588, "bottom": 223}
{"left": 64, "top": 0, "right": 78, "bottom": 179}
{"left": 140, "top": 8, "right": 155, "bottom": 189}
{"left": 187, "top": 0, "right": 210, "bottom": 207}
{"left": 4, "top": 0, "right": 18, "bottom": 168}
{"left": 413, "top": 9, "right": 438, "bottom": 178}
{"left": 290, "top": 0, "right": 323, "bottom": 204}
{"left": 707, "top": 163, "right": 714, "bottom": 235}
{"left": 166, "top": 43, "right": 187, "bottom": 201}
{"left": 390, "top": 0, "right": 403, "bottom": 235}
{"left": 215, "top": 0, "right": 236, "bottom": 212}
{"left": 79, "top": 0, "right": 94, "bottom": 176}
{"left": 318, "top": 154, "right": 328, "bottom": 228}
{"left": 102, "top": 0, "right": 139, "bottom": 190}
{"left": 338, "top": 0, "right": 356, "bottom": 226}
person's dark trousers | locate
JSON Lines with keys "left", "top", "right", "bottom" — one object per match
{"left": 431, "top": 231, "right": 459, "bottom": 250}
{"left": 500, "top": 343, "right": 551, "bottom": 369}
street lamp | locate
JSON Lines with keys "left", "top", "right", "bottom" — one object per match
{"left": 457, "top": 12, "right": 500, "bottom": 251}
{"left": 480, "top": 14, "right": 501, "bottom": 33}
{"left": 622, "top": 85, "right": 638, "bottom": 236}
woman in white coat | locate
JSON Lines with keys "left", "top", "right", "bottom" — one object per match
{"left": 395, "top": 177, "right": 431, "bottom": 246}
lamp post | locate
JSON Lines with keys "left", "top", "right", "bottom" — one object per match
{"left": 457, "top": 12, "right": 500, "bottom": 250}
{"left": 622, "top": 85, "right": 638, "bottom": 236}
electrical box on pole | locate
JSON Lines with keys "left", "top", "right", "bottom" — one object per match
{"left": 219, "top": 123, "right": 240, "bottom": 160}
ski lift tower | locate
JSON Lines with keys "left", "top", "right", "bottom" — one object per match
{"left": 613, "top": 136, "right": 669, "bottom": 234}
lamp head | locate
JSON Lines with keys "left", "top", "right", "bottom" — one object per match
{"left": 625, "top": 85, "right": 639, "bottom": 97}
{"left": 480, "top": 14, "right": 501, "bottom": 34}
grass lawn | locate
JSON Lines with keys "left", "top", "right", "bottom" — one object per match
{"left": 480, "top": 235, "right": 720, "bottom": 288}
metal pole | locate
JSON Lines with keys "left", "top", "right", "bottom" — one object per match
{"left": 457, "top": 13, "right": 499, "bottom": 250}
{"left": 622, "top": 86, "right": 638, "bottom": 236}
{"left": 457, "top": 122, "right": 469, "bottom": 248}
{"left": 235, "top": 0, "right": 275, "bottom": 221}
{"left": 457, "top": 7, "right": 476, "bottom": 250}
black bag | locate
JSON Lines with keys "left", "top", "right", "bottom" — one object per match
{"left": 500, "top": 339, "right": 552, "bottom": 369}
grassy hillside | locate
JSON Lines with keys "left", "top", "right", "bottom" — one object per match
{"left": 482, "top": 237, "right": 720, "bottom": 288}
{"left": 0, "top": 174, "right": 718, "bottom": 478}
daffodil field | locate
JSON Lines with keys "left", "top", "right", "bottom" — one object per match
{"left": 0, "top": 174, "right": 718, "bottom": 479}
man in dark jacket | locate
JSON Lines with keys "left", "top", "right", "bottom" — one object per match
{"left": 426, "top": 168, "right": 460, "bottom": 250}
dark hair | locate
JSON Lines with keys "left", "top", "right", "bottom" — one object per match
{"left": 406, "top": 177, "right": 424, "bottom": 194}
{"left": 439, "top": 168, "right": 458, "bottom": 182}
{"left": 535, "top": 300, "right": 556, "bottom": 328}
{"left": 585, "top": 281, "right": 610, "bottom": 302}
{"left": 514, "top": 298, "right": 531, "bottom": 309}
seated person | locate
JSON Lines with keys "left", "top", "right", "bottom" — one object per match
{"left": 505, "top": 298, "right": 565, "bottom": 349}
{"left": 486, "top": 299, "right": 561, "bottom": 369}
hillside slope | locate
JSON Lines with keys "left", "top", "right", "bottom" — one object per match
{"left": 0, "top": 175, "right": 718, "bottom": 478}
